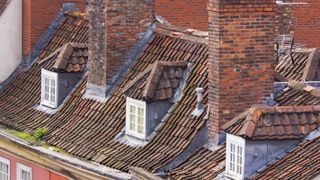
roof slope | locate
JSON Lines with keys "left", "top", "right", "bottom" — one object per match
{"left": 0, "top": 0, "right": 9, "bottom": 15}
{"left": 276, "top": 81, "right": 320, "bottom": 106}
{"left": 275, "top": 48, "right": 320, "bottom": 81}
{"left": 250, "top": 136, "right": 320, "bottom": 180}
{"left": 40, "top": 42, "right": 88, "bottom": 73}
{"left": 223, "top": 106, "right": 320, "bottom": 140}
{"left": 0, "top": 14, "right": 210, "bottom": 173}
{"left": 167, "top": 146, "right": 226, "bottom": 180}
{"left": 123, "top": 61, "right": 188, "bottom": 101}
{"left": 0, "top": 12, "right": 88, "bottom": 131}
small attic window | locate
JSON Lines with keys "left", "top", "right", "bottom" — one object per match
{"left": 226, "top": 134, "right": 245, "bottom": 180}
{"left": 38, "top": 42, "right": 88, "bottom": 110}
{"left": 126, "top": 97, "right": 146, "bottom": 139}
{"left": 121, "top": 61, "right": 189, "bottom": 141}
{"left": 41, "top": 69, "right": 58, "bottom": 108}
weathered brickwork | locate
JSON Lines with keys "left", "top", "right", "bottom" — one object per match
{"left": 106, "top": 0, "right": 154, "bottom": 81}
{"left": 88, "top": 0, "right": 107, "bottom": 91}
{"left": 155, "top": 0, "right": 208, "bottom": 31}
{"left": 207, "top": 0, "right": 275, "bottom": 142}
{"left": 293, "top": 0, "right": 320, "bottom": 47}
{"left": 87, "top": 0, "right": 154, "bottom": 96}
{"left": 276, "top": 2, "right": 294, "bottom": 35}
{"left": 23, "top": 0, "right": 85, "bottom": 57}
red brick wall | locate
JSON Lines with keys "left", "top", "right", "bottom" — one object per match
{"left": 155, "top": 0, "right": 208, "bottom": 31}
{"left": 207, "top": 0, "right": 275, "bottom": 142}
{"left": 23, "top": 0, "right": 85, "bottom": 57}
{"left": 293, "top": 0, "right": 320, "bottom": 47}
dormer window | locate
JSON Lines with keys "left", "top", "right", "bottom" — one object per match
{"left": 38, "top": 43, "right": 88, "bottom": 110}
{"left": 126, "top": 97, "right": 146, "bottom": 139}
{"left": 226, "top": 134, "right": 245, "bottom": 180}
{"left": 122, "top": 61, "right": 189, "bottom": 141}
{"left": 41, "top": 69, "right": 58, "bottom": 108}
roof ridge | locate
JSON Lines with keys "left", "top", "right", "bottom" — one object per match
{"left": 155, "top": 25, "right": 208, "bottom": 45}
{"left": 288, "top": 81, "right": 320, "bottom": 97}
{"left": 64, "top": 11, "right": 87, "bottom": 19}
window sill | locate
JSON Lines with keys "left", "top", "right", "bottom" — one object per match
{"left": 114, "top": 131, "right": 148, "bottom": 148}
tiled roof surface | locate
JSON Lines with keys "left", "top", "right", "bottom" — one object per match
{"left": 276, "top": 81, "right": 320, "bottom": 106}
{"left": 37, "top": 11, "right": 88, "bottom": 61}
{"left": 223, "top": 106, "right": 320, "bottom": 140}
{"left": 250, "top": 136, "right": 320, "bottom": 180}
{"left": 167, "top": 146, "right": 226, "bottom": 180}
{"left": 275, "top": 48, "right": 320, "bottom": 81}
{"left": 0, "top": 0, "right": 9, "bottom": 15}
{"left": 0, "top": 14, "right": 210, "bottom": 173}
{"left": 40, "top": 42, "right": 88, "bottom": 73}
{"left": 123, "top": 61, "right": 188, "bottom": 101}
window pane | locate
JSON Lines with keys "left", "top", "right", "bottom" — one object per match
{"left": 130, "top": 105, "right": 136, "bottom": 114}
{"left": 0, "top": 161, "right": 9, "bottom": 180}
{"left": 138, "top": 107, "right": 144, "bottom": 117}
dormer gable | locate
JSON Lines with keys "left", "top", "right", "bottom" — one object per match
{"left": 122, "top": 61, "right": 189, "bottom": 140}
{"left": 39, "top": 42, "right": 88, "bottom": 109}
{"left": 223, "top": 106, "right": 320, "bottom": 179}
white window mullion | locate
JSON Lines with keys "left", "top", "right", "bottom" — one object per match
{"left": 126, "top": 97, "right": 146, "bottom": 139}
{"left": 41, "top": 69, "right": 58, "bottom": 108}
{"left": 226, "top": 134, "right": 245, "bottom": 179}
{"left": 17, "top": 163, "right": 32, "bottom": 180}
{"left": 0, "top": 157, "right": 10, "bottom": 180}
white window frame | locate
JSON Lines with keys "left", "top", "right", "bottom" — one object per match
{"left": 0, "top": 157, "right": 10, "bottom": 180}
{"left": 126, "top": 97, "right": 147, "bottom": 139}
{"left": 41, "top": 68, "right": 58, "bottom": 108}
{"left": 16, "top": 163, "right": 32, "bottom": 180}
{"left": 226, "top": 134, "right": 245, "bottom": 180}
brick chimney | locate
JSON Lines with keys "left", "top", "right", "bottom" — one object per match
{"left": 22, "top": 0, "right": 85, "bottom": 58}
{"left": 207, "top": 0, "right": 275, "bottom": 143}
{"left": 87, "top": 0, "right": 155, "bottom": 98}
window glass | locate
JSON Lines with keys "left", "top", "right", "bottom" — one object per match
{"left": 228, "top": 142, "right": 244, "bottom": 177}
{"left": 126, "top": 98, "right": 146, "bottom": 139}
{"left": 17, "top": 163, "right": 31, "bottom": 180}
{"left": 0, "top": 157, "right": 10, "bottom": 180}
{"left": 41, "top": 69, "right": 58, "bottom": 108}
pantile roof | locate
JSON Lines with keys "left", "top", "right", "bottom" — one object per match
{"left": 250, "top": 136, "right": 320, "bottom": 180}
{"left": 40, "top": 42, "right": 88, "bottom": 73}
{"left": 223, "top": 106, "right": 320, "bottom": 140}
{"left": 167, "top": 146, "right": 226, "bottom": 180}
{"left": 123, "top": 61, "right": 188, "bottom": 102}
{"left": 275, "top": 48, "right": 320, "bottom": 81}
{"left": 0, "top": 12, "right": 210, "bottom": 173}
{"left": 276, "top": 81, "right": 320, "bottom": 106}
{"left": 0, "top": 0, "right": 9, "bottom": 15}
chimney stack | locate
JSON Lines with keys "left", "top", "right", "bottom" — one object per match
{"left": 87, "top": 0, "right": 155, "bottom": 99}
{"left": 207, "top": 0, "right": 276, "bottom": 144}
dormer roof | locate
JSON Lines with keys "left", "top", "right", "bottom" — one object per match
{"left": 39, "top": 42, "right": 88, "bottom": 73}
{"left": 123, "top": 61, "right": 188, "bottom": 102}
{"left": 275, "top": 48, "right": 320, "bottom": 81}
{"left": 223, "top": 106, "right": 320, "bottom": 140}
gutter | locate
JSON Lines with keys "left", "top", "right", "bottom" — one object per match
{"left": 0, "top": 129, "right": 131, "bottom": 180}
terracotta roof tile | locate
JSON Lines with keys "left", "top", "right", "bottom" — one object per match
{"left": 0, "top": 18, "right": 209, "bottom": 173}
{"left": 223, "top": 106, "right": 320, "bottom": 140}
{"left": 275, "top": 48, "right": 320, "bottom": 81}
{"left": 167, "top": 146, "right": 226, "bottom": 180}
{"left": 123, "top": 61, "right": 188, "bottom": 101}
{"left": 276, "top": 81, "right": 320, "bottom": 106}
{"left": 39, "top": 42, "right": 88, "bottom": 73}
